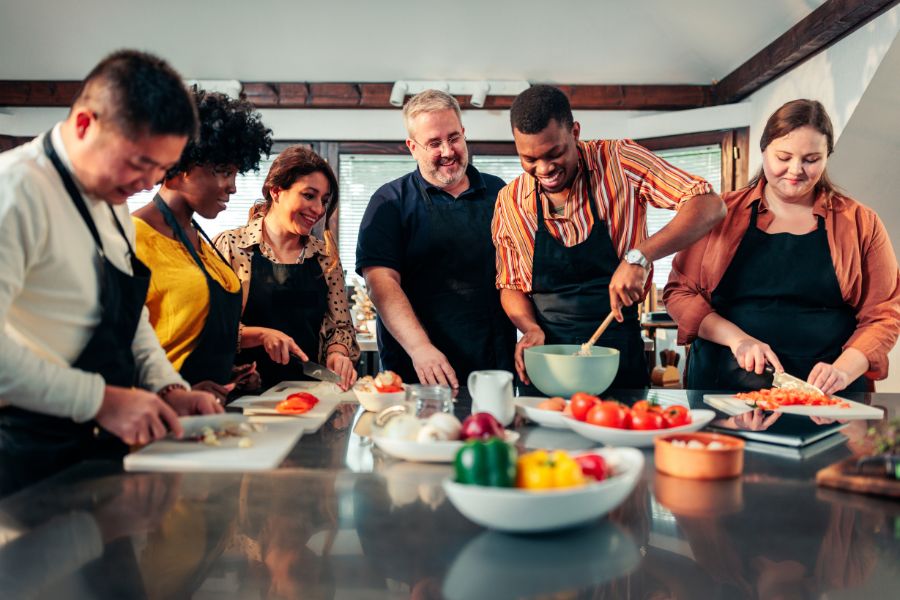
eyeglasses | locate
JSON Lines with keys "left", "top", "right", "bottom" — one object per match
{"left": 413, "top": 133, "right": 466, "bottom": 153}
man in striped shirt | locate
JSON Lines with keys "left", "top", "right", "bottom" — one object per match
{"left": 492, "top": 85, "right": 726, "bottom": 389}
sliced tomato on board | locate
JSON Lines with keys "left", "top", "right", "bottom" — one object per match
{"left": 276, "top": 392, "right": 320, "bottom": 415}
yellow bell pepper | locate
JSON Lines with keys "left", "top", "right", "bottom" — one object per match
{"left": 516, "top": 450, "right": 585, "bottom": 490}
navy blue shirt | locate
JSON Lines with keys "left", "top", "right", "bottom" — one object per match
{"left": 355, "top": 164, "right": 506, "bottom": 280}
{"left": 356, "top": 164, "right": 514, "bottom": 381}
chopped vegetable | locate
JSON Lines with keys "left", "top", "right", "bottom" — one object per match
{"left": 735, "top": 388, "right": 849, "bottom": 411}
{"left": 276, "top": 392, "right": 319, "bottom": 415}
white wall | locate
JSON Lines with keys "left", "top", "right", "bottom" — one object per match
{"left": 745, "top": 5, "right": 900, "bottom": 173}
{"left": 827, "top": 34, "right": 900, "bottom": 393}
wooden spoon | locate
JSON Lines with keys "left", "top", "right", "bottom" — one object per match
{"left": 576, "top": 311, "right": 616, "bottom": 356}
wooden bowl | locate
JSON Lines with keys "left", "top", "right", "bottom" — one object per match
{"left": 654, "top": 432, "right": 744, "bottom": 480}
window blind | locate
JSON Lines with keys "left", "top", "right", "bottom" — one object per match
{"left": 336, "top": 154, "right": 523, "bottom": 277}
{"left": 646, "top": 145, "right": 721, "bottom": 288}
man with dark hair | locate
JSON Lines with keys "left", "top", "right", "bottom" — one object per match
{"left": 494, "top": 84, "right": 726, "bottom": 389}
{"left": 0, "top": 49, "right": 219, "bottom": 495}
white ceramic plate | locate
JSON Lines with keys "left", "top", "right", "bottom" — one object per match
{"left": 564, "top": 409, "right": 716, "bottom": 448}
{"left": 442, "top": 447, "right": 644, "bottom": 533}
{"left": 372, "top": 431, "right": 520, "bottom": 463}
{"left": 515, "top": 396, "right": 569, "bottom": 429}
{"left": 703, "top": 394, "right": 884, "bottom": 420}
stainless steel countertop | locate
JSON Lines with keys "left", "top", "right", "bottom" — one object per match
{"left": 0, "top": 389, "right": 898, "bottom": 599}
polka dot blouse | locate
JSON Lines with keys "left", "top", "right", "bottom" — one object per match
{"left": 213, "top": 215, "right": 360, "bottom": 363}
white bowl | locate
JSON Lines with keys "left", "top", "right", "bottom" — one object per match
{"left": 354, "top": 388, "right": 407, "bottom": 412}
{"left": 515, "top": 396, "right": 569, "bottom": 429}
{"left": 442, "top": 447, "right": 644, "bottom": 533}
{"left": 564, "top": 409, "right": 716, "bottom": 448}
{"left": 372, "top": 430, "right": 520, "bottom": 463}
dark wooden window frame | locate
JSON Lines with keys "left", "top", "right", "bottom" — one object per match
{"left": 328, "top": 128, "right": 750, "bottom": 193}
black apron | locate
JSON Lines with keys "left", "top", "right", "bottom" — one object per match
{"left": 530, "top": 162, "right": 649, "bottom": 389}
{"left": 687, "top": 200, "right": 866, "bottom": 392}
{"left": 152, "top": 195, "right": 242, "bottom": 385}
{"left": 0, "top": 133, "right": 149, "bottom": 496}
{"left": 236, "top": 245, "right": 328, "bottom": 390}
{"left": 376, "top": 173, "right": 516, "bottom": 383}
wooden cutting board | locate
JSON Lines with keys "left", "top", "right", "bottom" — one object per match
{"left": 815, "top": 456, "right": 900, "bottom": 498}
{"left": 123, "top": 418, "right": 304, "bottom": 472}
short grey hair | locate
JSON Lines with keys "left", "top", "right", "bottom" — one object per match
{"left": 402, "top": 89, "right": 462, "bottom": 136}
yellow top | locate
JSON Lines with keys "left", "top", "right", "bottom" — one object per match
{"left": 134, "top": 217, "right": 241, "bottom": 371}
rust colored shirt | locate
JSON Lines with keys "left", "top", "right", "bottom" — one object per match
{"left": 664, "top": 179, "right": 900, "bottom": 380}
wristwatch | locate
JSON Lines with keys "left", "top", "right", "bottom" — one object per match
{"left": 624, "top": 248, "right": 651, "bottom": 270}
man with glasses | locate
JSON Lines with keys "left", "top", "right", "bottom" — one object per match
{"left": 0, "top": 50, "right": 221, "bottom": 495}
{"left": 357, "top": 90, "right": 516, "bottom": 387}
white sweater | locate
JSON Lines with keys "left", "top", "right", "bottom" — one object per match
{"left": 0, "top": 125, "right": 186, "bottom": 422}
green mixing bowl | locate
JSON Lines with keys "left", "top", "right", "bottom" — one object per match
{"left": 523, "top": 345, "right": 620, "bottom": 397}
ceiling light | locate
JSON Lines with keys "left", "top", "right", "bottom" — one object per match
{"left": 388, "top": 80, "right": 530, "bottom": 108}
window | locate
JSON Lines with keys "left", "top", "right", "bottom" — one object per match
{"left": 125, "top": 156, "right": 277, "bottom": 239}
{"left": 337, "top": 153, "right": 522, "bottom": 276}
{"left": 646, "top": 144, "right": 722, "bottom": 288}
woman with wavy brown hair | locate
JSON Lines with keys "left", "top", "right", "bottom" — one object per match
{"left": 214, "top": 145, "right": 359, "bottom": 390}
{"left": 665, "top": 99, "right": 900, "bottom": 394}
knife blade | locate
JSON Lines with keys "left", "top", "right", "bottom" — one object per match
{"left": 766, "top": 365, "right": 825, "bottom": 396}
{"left": 293, "top": 355, "right": 342, "bottom": 384}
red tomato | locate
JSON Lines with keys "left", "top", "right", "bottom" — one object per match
{"left": 585, "top": 401, "right": 627, "bottom": 429}
{"left": 631, "top": 400, "right": 661, "bottom": 414}
{"left": 276, "top": 392, "right": 319, "bottom": 415}
{"left": 375, "top": 384, "right": 403, "bottom": 393}
{"left": 663, "top": 405, "right": 691, "bottom": 427}
{"left": 630, "top": 409, "right": 666, "bottom": 430}
{"left": 575, "top": 453, "right": 608, "bottom": 481}
{"left": 570, "top": 392, "right": 600, "bottom": 422}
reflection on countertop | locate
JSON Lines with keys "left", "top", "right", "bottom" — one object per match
{"left": 0, "top": 389, "right": 897, "bottom": 599}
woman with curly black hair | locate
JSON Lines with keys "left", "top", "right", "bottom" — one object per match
{"left": 132, "top": 89, "right": 272, "bottom": 402}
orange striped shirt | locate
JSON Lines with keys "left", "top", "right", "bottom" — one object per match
{"left": 491, "top": 139, "right": 713, "bottom": 292}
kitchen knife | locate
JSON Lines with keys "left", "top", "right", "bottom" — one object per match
{"left": 293, "top": 355, "right": 343, "bottom": 384}
{"left": 766, "top": 365, "right": 825, "bottom": 396}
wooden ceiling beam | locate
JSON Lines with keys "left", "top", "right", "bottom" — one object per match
{"left": 2, "top": 1, "right": 894, "bottom": 112}
{"left": 0, "top": 80, "right": 711, "bottom": 110}
{"left": 714, "top": 0, "right": 900, "bottom": 104}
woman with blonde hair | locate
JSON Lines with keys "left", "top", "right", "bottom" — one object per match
{"left": 215, "top": 146, "right": 359, "bottom": 390}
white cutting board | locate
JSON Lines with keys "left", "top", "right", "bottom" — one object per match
{"left": 123, "top": 417, "right": 304, "bottom": 472}
{"left": 230, "top": 381, "right": 352, "bottom": 432}
{"left": 704, "top": 394, "right": 884, "bottom": 420}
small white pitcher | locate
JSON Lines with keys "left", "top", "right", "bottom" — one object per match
{"left": 467, "top": 370, "right": 515, "bottom": 426}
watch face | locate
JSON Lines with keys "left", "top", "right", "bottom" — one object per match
{"left": 626, "top": 250, "right": 648, "bottom": 268}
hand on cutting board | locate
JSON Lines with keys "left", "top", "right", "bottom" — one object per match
{"left": 164, "top": 387, "right": 223, "bottom": 416}
{"left": 729, "top": 337, "right": 783, "bottom": 374}
{"left": 410, "top": 343, "right": 458, "bottom": 388}
{"left": 808, "top": 362, "right": 852, "bottom": 396}
{"left": 96, "top": 385, "right": 182, "bottom": 445}
{"left": 326, "top": 352, "right": 357, "bottom": 391}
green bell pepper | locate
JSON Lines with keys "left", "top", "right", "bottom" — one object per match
{"left": 453, "top": 438, "right": 517, "bottom": 487}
